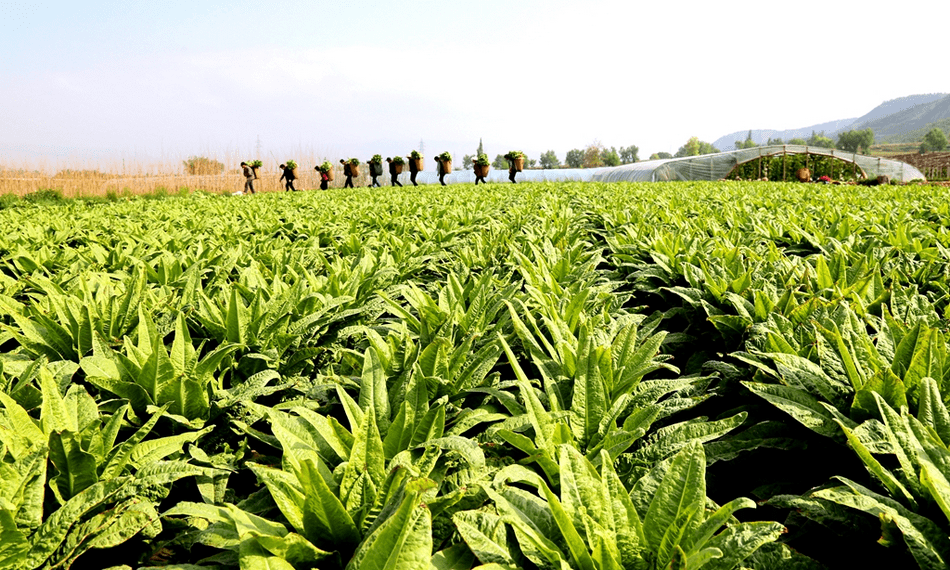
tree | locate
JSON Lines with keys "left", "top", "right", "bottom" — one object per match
{"left": 601, "top": 146, "right": 621, "bottom": 167}
{"left": 675, "top": 137, "right": 719, "bottom": 158}
{"left": 583, "top": 143, "right": 604, "bottom": 168}
{"left": 183, "top": 156, "right": 225, "bottom": 175}
{"left": 619, "top": 145, "right": 639, "bottom": 164}
{"left": 492, "top": 154, "right": 507, "bottom": 169}
{"left": 649, "top": 152, "right": 673, "bottom": 160}
{"left": 565, "top": 149, "right": 584, "bottom": 168}
{"left": 477, "top": 139, "right": 485, "bottom": 156}
{"left": 735, "top": 130, "right": 757, "bottom": 149}
{"left": 525, "top": 158, "right": 538, "bottom": 169}
{"left": 806, "top": 130, "right": 834, "bottom": 148}
{"left": 788, "top": 138, "right": 806, "bottom": 145}
{"left": 767, "top": 137, "right": 784, "bottom": 146}
{"left": 539, "top": 150, "right": 559, "bottom": 169}
{"left": 462, "top": 153, "right": 475, "bottom": 167}
{"left": 836, "top": 128, "right": 874, "bottom": 154}
{"left": 923, "top": 128, "right": 948, "bottom": 152}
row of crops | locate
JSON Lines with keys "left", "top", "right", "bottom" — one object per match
{"left": 2, "top": 181, "right": 950, "bottom": 569}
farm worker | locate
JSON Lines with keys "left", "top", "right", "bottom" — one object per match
{"left": 315, "top": 165, "right": 330, "bottom": 190}
{"left": 278, "top": 164, "right": 297, "bottom": 191}
{"left": 240, "top": 162, "right": 256, "bottom": 194}
{"left": 436, "top": 157, "right": 448, "bottom": 186}
{"left": 474, "top": 160, "right": 487, "bottom": 186}
{"left": 508, "top": 160, "right": 517, "bottom": 184}
{"left": 368, "top": 159, "right": 382, "bottom": 187}
{"left": 341, "top": 159, "right": 355, "bottom": 188}
{"left": 408, "top": 154, "right": 420, "bottom": 186}
{"left": 386, "top": 158, "right": 403, "bottom": 187}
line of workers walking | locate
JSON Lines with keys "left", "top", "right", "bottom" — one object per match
{"left": 238, "top": 154, "right": 519, "bottom": 194}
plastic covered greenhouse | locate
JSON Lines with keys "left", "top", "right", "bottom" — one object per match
{"left": 412, "top": 145, "right": 924, "bottom": 185}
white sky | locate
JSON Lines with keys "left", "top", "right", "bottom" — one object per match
{"left": 2, "top": 0, "right": 948, "bottom": 169}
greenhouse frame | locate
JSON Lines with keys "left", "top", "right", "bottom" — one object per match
{"left": 592, "top": 145, "right": 925, "bottom": 183}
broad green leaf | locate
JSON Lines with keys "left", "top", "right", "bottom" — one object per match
{"left": 814, "top": 481, "right": 948, "bottom": 570}
{"left": 238, "top": 537, "right": 297, "bottom": 570}
{"left": 359, "top": 347, "right": 391, "bottom": 437}
{"left": 701, "top": 521, "right": 784, "bottom": 570}
{"left": 248, "top": 463, "right": 306, "bottom": 533}
{"left": 572, "top": 321, "right": 608, "bottom": 446}
{"left": 643, "top": 441, "right": 705, "bottom": 556}
{"left": 742, "top": 381, "right": 841, "bottom": 438}
{"left": 298, "top": 458, "right": 359, "bottom": 550}
{"left": 40, "top": 366, "right": 75, "bottom": 434}
{"left": 453, "top": 510, "right": 516, "bottom": 567}
{"left": 344, "top": 487, "right": 432, "bottom": 570}
{"left": 48, "top": 431, "right": 98, "bottom": 503}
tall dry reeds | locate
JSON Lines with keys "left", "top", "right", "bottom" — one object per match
{"left": 0, "top": 144, "right": 387, "bottom": 197}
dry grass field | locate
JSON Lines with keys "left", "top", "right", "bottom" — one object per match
{"left": 0, "top": 148, "right": 385, "bottom": 197}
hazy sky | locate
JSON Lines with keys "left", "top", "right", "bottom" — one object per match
{"left": 3, "top": 0, "right": 948, "bottom": 169}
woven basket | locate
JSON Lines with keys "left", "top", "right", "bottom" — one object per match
{"left": 349, "top": 164, "right": 360, "bottom": 177}
{"left": 474, "top": 164, "right": 490, "bottom": 177}
{"left": 796, "top": 168, "right": 810, "bottom": 182}
{"left": 441, "top": 160, "right": 453, "bottom": 174}
{"left": 394, "top": 163, "right": 405, "bottom": 174}
{"left": 290, "top": 168, "right": 298, "bottom": 178}
{"left": 370, "top": 162, "right": 383, "bottom": 177}
{"left": 513, "top": 158, "right": 524, "bottom": 172}
{"left": 409, "top": 157, "right": 423, "bottom": 171}
{"left": 326, "top": 169, "right": 335, "bottom": 181}
{"left": 251, "top": 166, "right": 261, "bottom": 179}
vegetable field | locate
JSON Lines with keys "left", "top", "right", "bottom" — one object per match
{"left": 3, "top": 180, "right": 950, "bottom": 570}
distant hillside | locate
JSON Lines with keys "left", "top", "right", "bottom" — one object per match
{"left": 714, "top": 93, "right": 949, "bottom": 151}
{"left": 849, "top": 93, "right": 949, "bottom": 127}
{"left": 852, "top": 94, "right": 950, "bottom": 140}
{"left": 714, "top": 119, "right": 856, "bottom": 152}
{"left": 882, "top": 117, "right": 950, "bottom": 144}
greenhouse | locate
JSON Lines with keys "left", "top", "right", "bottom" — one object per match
{"left": 592, "top": 145, "right": 926, "bottom": 183}
{"left": 420, "top": 145, "right": 925, "bottom": 185}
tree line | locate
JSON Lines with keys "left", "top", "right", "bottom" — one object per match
{"left": 733, "top": 127, "right": 948, "bottom": 155}
{"left": 181, "top": 128, "right": 950, "bottom": 176}
{"left": 460, "top": 140, "right": 640, "bottom": 170}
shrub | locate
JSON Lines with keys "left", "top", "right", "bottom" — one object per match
{"left": 22, "top": 188, "right": 64, "bottom": 203}
{"left": 183, "top": 156, "right": 225, "bottom": 175}
{"left": 0, "top": 194, "right": 19, "bottom": 209}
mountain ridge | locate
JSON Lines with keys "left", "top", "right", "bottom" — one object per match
{"left": 714, "top": 93, "right": 949, "bottom": 151}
